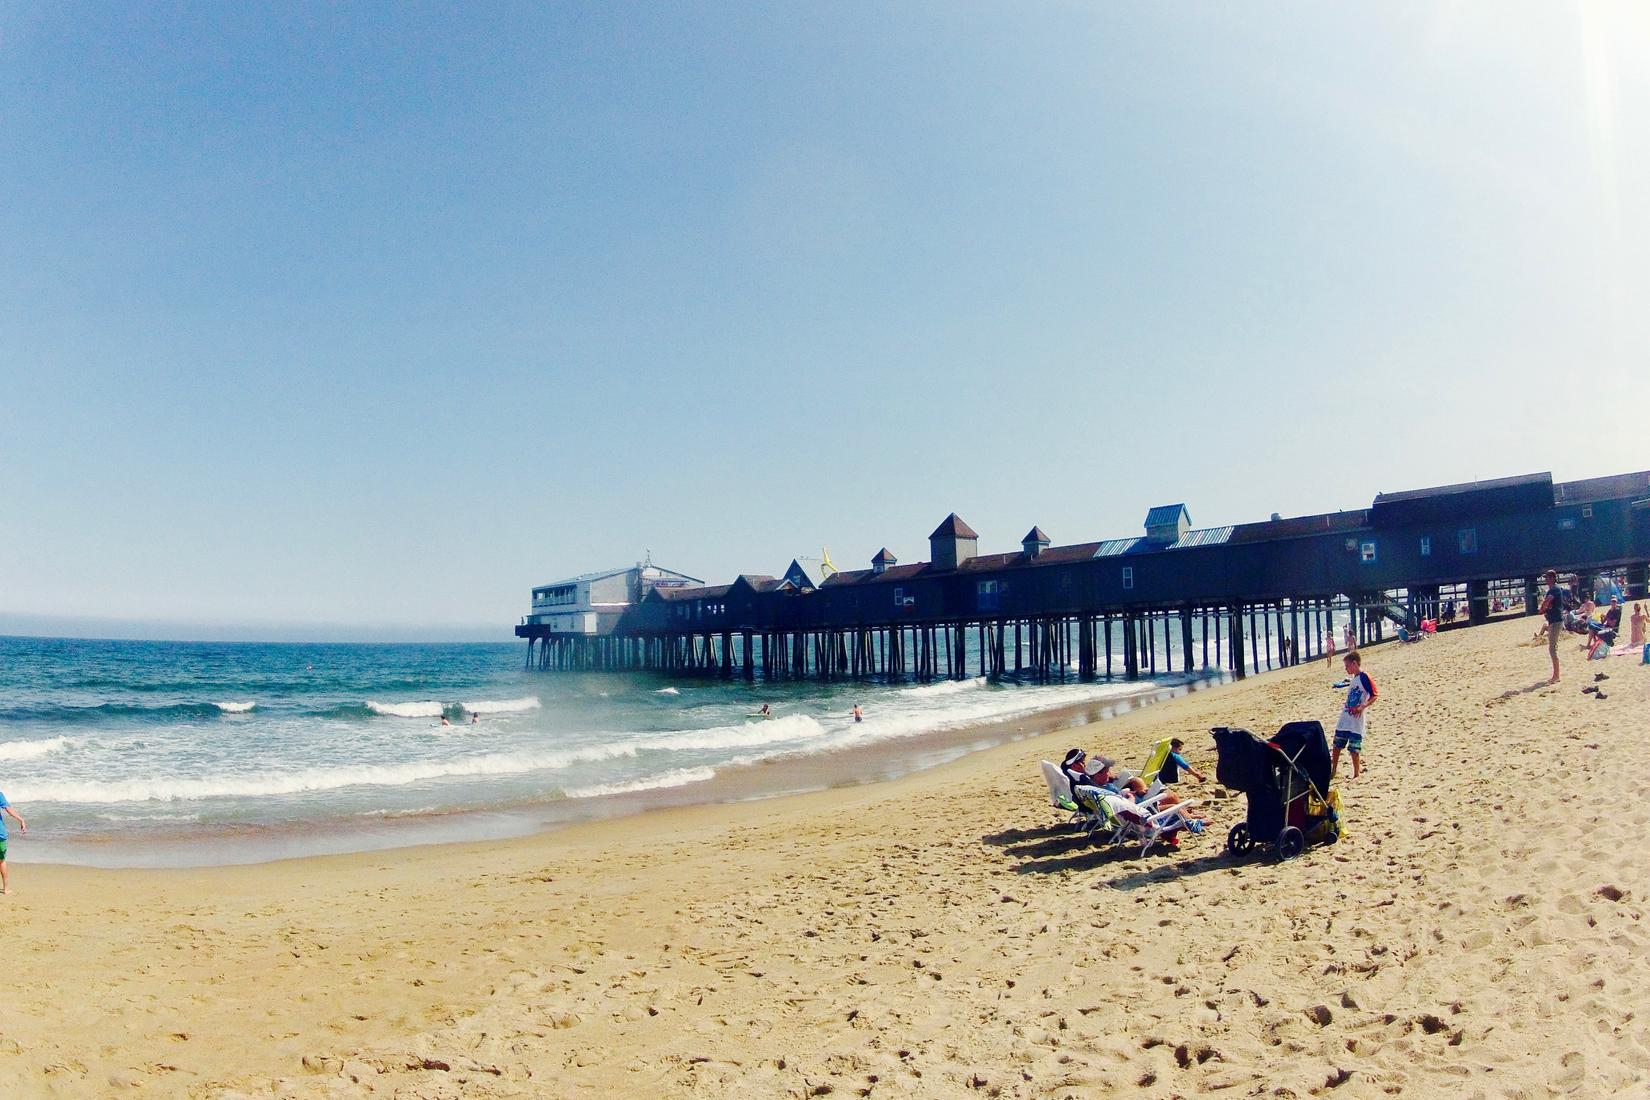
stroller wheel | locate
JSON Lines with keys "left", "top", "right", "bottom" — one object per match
{"left": 1276, "top": 826, "right": 1305, "bottom": 861}
{"left": 1226, "top": 823, "right": 1252, "bottom": 854}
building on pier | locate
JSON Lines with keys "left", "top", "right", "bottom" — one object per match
{"left": 526, "top": 562, "right": 702, "bottom": 636}
{"left": 516, "top": 469, "right": 1650, "bottom": 680}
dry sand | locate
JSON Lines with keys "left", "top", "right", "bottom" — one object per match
{"left": 3, "top": 615, "right": 1647, "bottom": 1099}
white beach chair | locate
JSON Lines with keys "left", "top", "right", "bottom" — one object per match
{"left": 1040, "top": 761, "right": 1082, "bottom": 823}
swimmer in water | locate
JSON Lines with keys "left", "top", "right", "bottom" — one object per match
{"left": 851, "top": 704, "right": 863, "bottom": 723}
{"left": 440, "top": 714, "right": 451, "bottom": 727}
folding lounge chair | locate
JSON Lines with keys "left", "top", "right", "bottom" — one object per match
{"left": 1040, "top": 760, "right": 1082, "bottom": 822}
{"left": 1139, "top": 739, "right": 1173, "bottom": 784}
{"left": 1104, "top": 792, "right": 1195, "bottom": 856}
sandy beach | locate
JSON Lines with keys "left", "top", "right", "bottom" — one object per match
{"left": 4, "top": 615, "right": 1648, "bottom": 1098}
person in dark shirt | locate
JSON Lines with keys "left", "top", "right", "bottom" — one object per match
{"left": 1540, "top": 569, "right": 1565, "bottom": 684}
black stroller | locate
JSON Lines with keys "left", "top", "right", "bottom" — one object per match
{"left": 1212, "top": 721, "right": 1344, "bottom": 861}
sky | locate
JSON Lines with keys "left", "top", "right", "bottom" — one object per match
{"left": 2, "top": 2, "right": 1647, "bottom": 641}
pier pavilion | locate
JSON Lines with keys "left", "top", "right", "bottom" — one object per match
{"left": 518, "top": 469, "right": 1650, "bottom": 681}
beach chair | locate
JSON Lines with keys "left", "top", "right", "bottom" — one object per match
{"left": 1104, "top": 791, "right": 1197, "bottom": 856}
{"left": 1040, "top": 760, "right": 1081, "bottom": 820}
{"left": 1139, "top": 739, "right": 1173, "bottom": 784}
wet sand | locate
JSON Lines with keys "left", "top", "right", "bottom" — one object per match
{"left": 5, "top": 615, "right": 1648, "bottom": 1098}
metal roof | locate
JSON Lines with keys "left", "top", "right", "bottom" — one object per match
{"left": 1372, "top": 472, "right": 1551, "bottom": 505}
{"left": 534, "top": 564, "right": 703, "bottom": 590}
{"left": 1093, "top": 526, "right": 1234, "bottom": 558}
{"left": 1144, "top": 504, "right": 1190, "bottom": 527}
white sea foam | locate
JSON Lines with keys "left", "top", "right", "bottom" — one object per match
{"left": 366, "top": 700, "right": 446, "bottom": 718}
{"left": 899, "top": 676, "right": 987, "bottom": 698}
{"left": 215, "top": 701, "right": 257, "bottom": 713}
{"left": 563, "top": 766, "right": 717, "bottom": 800}
{"left": 653, "top": 687, "right": 680, "bottom": 695}
{"left": 0, "top": 735, "right": 72, "bottom": 762}
{"left": 10, "top": 744, "right": 645, "bottom": 804}
{"left": 460, "top": 696, "right": 541, "bottom": 715}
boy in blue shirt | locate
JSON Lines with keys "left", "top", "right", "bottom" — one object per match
{"left": 1159, "top": 739, "right": 1207, "bottom": 784}
{"left": 0, "top": 790, "right": 27, "bottom": 895}
{"left": 1332, "top": 652, "right": 1377, "bottom": 780}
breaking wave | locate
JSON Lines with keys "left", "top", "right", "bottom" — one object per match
{"left": 0, "top": 735, "right": 73, "bottom": 762}
{"left": 563, "top": 766, "right": 717, "bottom": 800}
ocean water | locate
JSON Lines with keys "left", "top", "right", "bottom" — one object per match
{"left": 0, "top": 634, "right": 1228, "bottom": 864}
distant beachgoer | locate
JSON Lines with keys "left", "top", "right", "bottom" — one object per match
{"left": 470, "top": 712, "right": 479, "bottom": 724}
{"left": 851, "top": 704, "right": 863, "bottom": 723}
{"left": 1324, "top": 629, "right": 1337, "bottom": 668}
{"left": 1332, "top": 651, "right": 1376, "bottom": 780}
{"left": 1540, "top": 569, "right": 1565, "bottom": 683}
{"left": 1631, "top": 603, "right": 1648, "bottom": 648}
{"left": 440, "top": 714, "right": 451, "bottom": 727}
{"left": 758, "top": 703, "right": 771, "bottom": 717}
{"left": 0, "top": 789, "right": 26, "bottom": 895}
{"left": 1343, "top": 623, "right": 1355, "bottom": 651}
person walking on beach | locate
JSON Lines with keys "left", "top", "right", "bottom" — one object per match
{"left": 0, "top": 789, "right": 27, "bottom": 895}
{"left": 1539, "top": 569, "right": 1565, "bottom": 683}
{"left": 1631, "top": 603, "right": 1647, "bottom": 648}
{"left": 1324, "top": 628, "right": 1337, "bottom": 668}
{"left": 1331, "top": 651, "right": 1376, "bottom": 781}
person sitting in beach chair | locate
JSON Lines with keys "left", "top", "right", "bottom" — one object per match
{"left": 1120, "top": 776, "right": 1208, "bottom": 825}
{"left": 1061, "top": 748, "right": 1120, "bottom": 796}
{"left": 1586, "top": 599, "right": 1622, "bottom": 660}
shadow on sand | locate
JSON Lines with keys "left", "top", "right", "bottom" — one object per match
{"left": 987, "top": 823, "right": 1271, "bottom": 883}
{"left": 1485, "top": 678, "right": 1560, "bottom": 706}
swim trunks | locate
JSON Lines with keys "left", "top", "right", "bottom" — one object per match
{"left": 1332, "top": 731, "right": 1363, "bottom": 753}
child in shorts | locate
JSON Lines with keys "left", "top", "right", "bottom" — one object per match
{"left": 1332, "top": 651, "right": 1376, "bottom": 780}
{"left": 0, "top": 789, "right": 27, "bottom": 895}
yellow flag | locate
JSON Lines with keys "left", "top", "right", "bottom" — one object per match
{"left": 820, "top": 547, "right": 837, "bottom": 577}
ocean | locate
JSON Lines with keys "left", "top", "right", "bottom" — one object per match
{"left": 0, "top": 633, "right": 1246, "bottom": 866}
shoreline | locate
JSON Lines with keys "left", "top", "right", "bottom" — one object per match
{"left": 18, "top": 671, "right": 1227, "bottom": 868}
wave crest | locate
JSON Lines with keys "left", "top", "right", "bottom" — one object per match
{"left": 0, "top": 736, "right": 72, "bottom": 762}
{"left": 215, "top": 701, "right": 257, "bottom": 713}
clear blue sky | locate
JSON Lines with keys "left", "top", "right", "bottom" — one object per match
{"left": 2, "top": 2, "right": 1646, "bottom": 640}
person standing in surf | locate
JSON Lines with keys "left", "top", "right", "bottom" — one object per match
{"left": 0, "top": 789, "right": 26, "bottom": 895}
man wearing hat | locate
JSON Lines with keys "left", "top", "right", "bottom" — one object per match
{"left": 1061, "top": 748, "right": 1119, "bottom": 797}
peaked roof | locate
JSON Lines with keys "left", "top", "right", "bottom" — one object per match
{"left": 872, "top": 547, "right": 898, "bottom": 563}
{"left": 1021, "top": 526, "right": 1050, "bottom": 545}
{"left": 929, "top": 513, "right": 979, "bottom": 540}
{"left": 1144, "top": 504, "right": 1190, "bottom": 527}
{"left": 733, "top": 574, "right": 782, "bottom": 593}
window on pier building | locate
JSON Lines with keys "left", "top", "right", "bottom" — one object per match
{"left": 1420, "top": 536, "right": 1431, "bottom": 557}
{"left": 1360, "top": 541, "right": 1377, "bottom": 564}
{"left": 1457, "top": 528, "right": 1478, "bottom": 555}
{"left": 977, "top": 579, "right": 1002, "bottom": 611}
{"left": 1122, "top": 567, "right": 1134, "bottom": 590}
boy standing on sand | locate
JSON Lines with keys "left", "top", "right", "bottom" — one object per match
{"left": 1332, "top": 652, "right": 1376, "bottom": 780}
{"left": 0, "top": 789, "right": 27, "bottom": 895}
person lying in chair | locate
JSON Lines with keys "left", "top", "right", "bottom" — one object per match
{"left": 1061, "top": 748, "right": 1121, "bottom": 795}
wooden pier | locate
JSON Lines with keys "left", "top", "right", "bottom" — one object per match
{"left": 519, "top": 470, "right": 1650, "bottom": 684}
